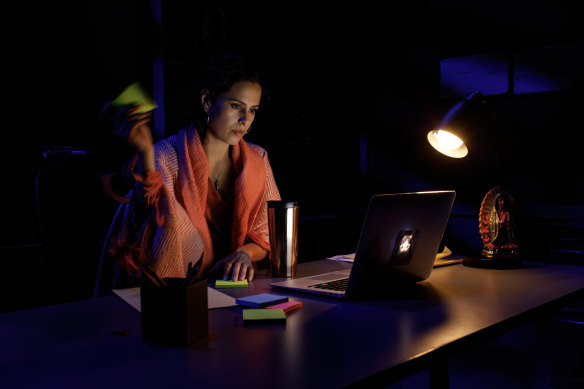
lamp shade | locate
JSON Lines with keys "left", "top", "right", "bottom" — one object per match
{"left": 427, "top": 129, "right": 468, "bottom": 158}
{"left": 427, "top": 90, "right": 487, "bottom": 158}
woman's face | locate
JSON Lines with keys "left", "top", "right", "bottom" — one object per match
{"left": 203, "top": 80, "right": 261, "bottom": 146}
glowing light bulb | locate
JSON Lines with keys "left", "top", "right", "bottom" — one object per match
{"left": 427, "top": 129, "right": 468, "bottom": 158}
{"left": 435, "top": 130, "right": 463, "bottom": 150}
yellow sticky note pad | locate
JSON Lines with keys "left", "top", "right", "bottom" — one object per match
{"left": 110, "top": 82, "right": 158, "bottom": 113}
{"left": 215, "top": 280, "right": 249, "bottom": 288}
{"left": 243, "top": 309, "right": 286, "bottom": 324}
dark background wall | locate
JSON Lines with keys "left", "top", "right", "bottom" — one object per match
{"left": 2, "top": 1, "right": 583, "bottom": 311}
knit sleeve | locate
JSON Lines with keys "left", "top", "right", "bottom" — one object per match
{"left": 133, "top": 170, "right": 163, "bottom": 206}
{"left": 100, "top": 152, "right": 164, "bottom": 208}
{"left": 129, "top": 139, "right": 176, "bottom": 226}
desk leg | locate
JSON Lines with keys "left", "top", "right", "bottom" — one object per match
{"left": 429, "top": 360, "right": 449, "bottom": 389}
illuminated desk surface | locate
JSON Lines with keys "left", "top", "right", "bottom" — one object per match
{"left": 1, "top": 260, "right": 583, "bottom": 388}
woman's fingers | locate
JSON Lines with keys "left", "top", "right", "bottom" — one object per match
{"left": 223, "top": 261, "right": 233, "bottom": 280}
{"left": 230, "top": 262, "right": 242, "bottom": 281}
{"left": 246, "top": 266, "right": 254, "bottom": 282}
{"left": 215, "top": 251, "right": 253, "bottom": 281}
{"left": 112, "top": 106, "right": 152, "bottom": 140}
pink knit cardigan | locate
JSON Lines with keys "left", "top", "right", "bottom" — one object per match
{"left": 106, "top": 126, "right": 280, "bottom": 279}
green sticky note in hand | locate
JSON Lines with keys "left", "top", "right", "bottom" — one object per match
{"left": 215, "top": 279, "right": 249, "bottom": 288}
{"left": 110, "top": 82, "right": 158, "bottom": 113}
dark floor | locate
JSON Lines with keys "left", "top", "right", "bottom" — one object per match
{"left": 389, "top": 311, "right": 582, "bottom": 389}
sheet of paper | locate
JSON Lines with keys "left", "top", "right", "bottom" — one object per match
{"left": 113, "top": 286, "right": 237, "bottom": 312}
{"left": 327, "top": 253, "right": 355, "bottom": 262}
{"left": 435, "top": 246, "right": 453, "bottom": 259}
{"left": 326, "top": 246, "right": 457, "bottom": 264}
{"left": 207, "top": 287, "right": 238, "bottom": 309}
{"left": 113, "top": 287, "right": 142, "bottom": 311}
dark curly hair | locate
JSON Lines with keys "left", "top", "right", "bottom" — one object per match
{"left": 184, "top": 53, "right": 264, "bottom": 137}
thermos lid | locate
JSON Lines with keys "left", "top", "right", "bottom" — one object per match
{"left": 267, "top": 200, "right": 298, "bottom": 208}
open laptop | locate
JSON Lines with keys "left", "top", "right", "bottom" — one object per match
{"left": 270, "top": 190, "right": 456, "bottom": 299}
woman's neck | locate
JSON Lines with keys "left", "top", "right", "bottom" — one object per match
{"left": 202, "top": 133, "right": 230, "bottom": 171}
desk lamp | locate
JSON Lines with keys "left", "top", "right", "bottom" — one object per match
{"left": 426, "top": 90, "right": 486, "bottom": 159}
{"left": 428, "top": 91, "right": 521, "bottom": 269}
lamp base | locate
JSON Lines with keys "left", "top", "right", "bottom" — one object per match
{"left": 462, "top": 255, "right": 522, "bottom": 269}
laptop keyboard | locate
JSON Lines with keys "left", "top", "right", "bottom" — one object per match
{"left": 310, "top": 278, "right": 349, "bottom": 291}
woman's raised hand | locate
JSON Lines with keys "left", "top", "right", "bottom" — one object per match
{"left": 112, "top": 106, "right": 154, "bottom": 153}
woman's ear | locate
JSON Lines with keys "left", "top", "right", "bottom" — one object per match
{"left": 201, "top": 89, "right": 211, "bottom": 113}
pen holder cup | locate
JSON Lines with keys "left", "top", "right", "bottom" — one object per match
{"left": 141, "top": 278, "right": 208, "bottom": 346}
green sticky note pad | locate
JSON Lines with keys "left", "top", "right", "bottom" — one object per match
{"left": 110, "top": 82, "right": 158, "bottom": 113}
{"left": 243, "top": 309, "right": 286, "bottom": 324}
{"left": 215, "top": 280, "right": 249, "bottom": 288}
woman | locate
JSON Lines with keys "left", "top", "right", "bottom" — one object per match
{"left": 94, "top": 57, "right": 280, "bottom": 296}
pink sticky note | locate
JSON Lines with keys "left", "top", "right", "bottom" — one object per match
{"left": 266, "top": 301, "right": 303, "bottom": 313}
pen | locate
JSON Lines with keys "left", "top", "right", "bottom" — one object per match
{"left": 143, "top": 265, "right": 167, "bottom": 287}
{"left": 140, "top": 269, "right": 160, "bottom": 287}
{"left": 181, "top": 253, "right": 203, "bottom": 287}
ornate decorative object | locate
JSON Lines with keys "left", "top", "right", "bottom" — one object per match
{"left": 463, "top": 185, "right": 522, "bottom": 268}
{"left": 479, "top": 185, "right": 519, "bottom": 258}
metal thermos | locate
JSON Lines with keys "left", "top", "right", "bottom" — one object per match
{"left": 268, "top": 200, "right": 299, "bottom": 278}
